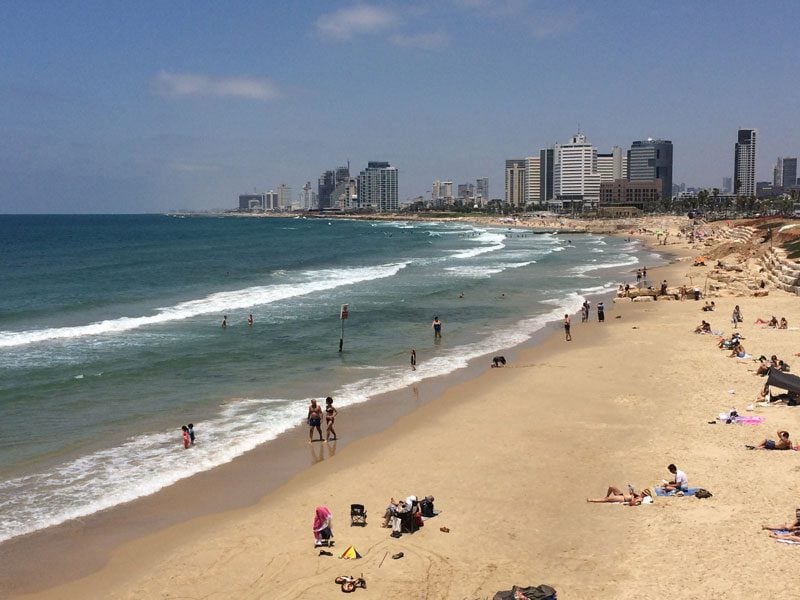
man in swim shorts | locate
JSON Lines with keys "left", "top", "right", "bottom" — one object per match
{"left": 753, "top": 430, "right": 791, "bottom": 450}
{"left": 308, "top": 400, "right": 323, "bottom": 443}
{"left": 432, "top": 316, "right": 442, "bottom": 339}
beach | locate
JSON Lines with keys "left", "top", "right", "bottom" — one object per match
{"left": 5, "top": 219, "right": 800, "bottom": 599}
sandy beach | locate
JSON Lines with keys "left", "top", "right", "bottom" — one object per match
{"left": 7, "top": 219, "right": 800, "bottom": 599}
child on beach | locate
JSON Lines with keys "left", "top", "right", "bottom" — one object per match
{"left": 187, "top": 423, "right": 195, "bottom": 445}
{"left": 181, "top": 425, "right": 190, "bottom": 449}
{"left": 324, "top": 396, "right": 337, "bottom": 442}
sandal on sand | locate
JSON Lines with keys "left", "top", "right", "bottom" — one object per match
{"left": 392, "top": 552, "right": 404, "bottom": 559}
{"left": 319, "top": 550, "right": 333, "bottom": 556}
{"left": 439, "top": 526, "right": 450, "bottom": 533}
{"left": 745, "top": 445, "right": 756, "bottom": 450}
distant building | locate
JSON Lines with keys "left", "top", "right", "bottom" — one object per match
{"left": 476, "top": 177, "right": 489, "bottom": 203}
{"left": 525, "top": 157, "right": 540, "bottom": 207}
{"left": 357, "top": 161, "right": 398, "bottom": 212}
{"left": 628, "top": 139, "right": 673, "bottom": 202}
{"left": 457, "top": 183, "right": 474, "bottom": 199}
{"left": 277, "top": 184, "right": 292, "bottom": 210}
{"left": 264, "top": 190, "right": 278, "bottom": 210}
{"left": 238, "top": 193, "right": 265, "bottom": 211}
{"left": 599, "top": 179, "right": 661, "bottom": 213}
{"left": 734, "top": 128, "right": 757, "bottom": 196}
{"left": 300, "top": 182, "right": 315, "bottom": 210}
{"left": 331, "top": 177, "right": 358, "bottom": 209}
{"left": 539, "top": 148, "right": 555, "bottom": 205}
{"left": 553, "top": 133, "right": 601, "bottom": 211}
{"left": 597, "top": 146, "right": 628, "bottom": 182}
{"left": 722, "top": 177, "right": 732, "bottom": 193}
{"left": 774, "top": 157, "right": 798, "bottom": 189}
{"left": 318, "top": 165, "right": 350, "bottom": 209}
{"left": 504, "top": 159, "right": 526, "bottom": 208}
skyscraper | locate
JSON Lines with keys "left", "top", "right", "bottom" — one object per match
{"left": 317, "top": 165, "right": 350, "bottom": 209}
{"left": 357, "top": 161, "right": 398, "bottom": 212}
{"left": 553, "top": 133, "right": 601, "bottom": 210}
{"left": 627, "top": 139, "right": 673, "bottom": 201}
{"left": 597, "top": 146, "right": 627, "bottom": 182}
{"left": 722, "top": 177, "right": 732, "bottom": 193}
{"left": 774, "top": 157, "right": 798, "bottom": 188}
{"left": 504, "top": 159, "right": 526, "bottom": 208}
{"left": 539, "top": 148, "right": 554, "bottom": 205}
{"left": 525, "top": 156, "right": 540, "bottom": 207}
{"left": 476, "top": 177, "right": 489, "bottom": 202}
{"left": 277, "top": 184, "right": 292, "bottom": 210}
{"left": 734, "top": 129, "right": 757, "bottom": 196}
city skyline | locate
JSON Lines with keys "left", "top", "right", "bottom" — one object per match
{"left": 1, "top": 1, "right": 799, "bottom": 213}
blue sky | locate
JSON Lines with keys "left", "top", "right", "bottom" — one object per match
{"left": 1, "top": 1, "right": 798, "bottom": 213}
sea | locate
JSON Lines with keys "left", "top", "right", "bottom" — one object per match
{"left": 0, "top": 214, "right": 661, "bottom": 543}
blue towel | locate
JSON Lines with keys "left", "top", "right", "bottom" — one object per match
{"left": 655, "top": 487, "right": 701, "bottom": 497}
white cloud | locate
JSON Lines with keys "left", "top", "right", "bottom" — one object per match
{"left": 316, "top": 4, "right": 398, "bottom": 40}
{"left": 389, "top": 31, "right": 450, "bottom": 50}
{"left": 153, "top": 71, "right": 281, "bottom": 101}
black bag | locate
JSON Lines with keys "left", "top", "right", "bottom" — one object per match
{"left": 694, "top": 489, "right": 713, "bottom": 499}
{"left": 493, "top": 584, "right": 557, "bottom": 600}
{"left": 420, "top": 499, "right": 435, "bottom": 517}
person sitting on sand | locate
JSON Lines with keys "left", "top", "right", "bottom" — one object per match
{"left": 702, "top": 301, "right": 715, "bottom": 312}
{"left": 779, "top": 317, "right": 788, "bottom": 330}
{"left": 661, "top": 464, "right": 689, "bottom": 492}
{"left": 762, "top": 512, "right": 800, "bottom": 534}
{"left": 747, "top": 430, "right": 792, "bottom": 450}
{"left": 694, "top": 320, "right": 712, "bottom": 334}
{"left": 768, "top": 316, "right": 779, "bottom": 328}
{"left": 728, "top": 342, "right": 746, "bottom": 358}
{"left": 587, "top": 485, "right": 653, "bottom": 506}
{"left": 756, "top": 355, "right": 779, "bottom": 376}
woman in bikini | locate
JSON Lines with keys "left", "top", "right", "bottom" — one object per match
{"left": 324, "top": 396, "right": 338, "bottom": 442}
{"left": 587, "top": 486, "right": 653, "bottom": 506}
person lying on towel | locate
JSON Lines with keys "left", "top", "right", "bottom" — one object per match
{"left": 748, "top": 430, "right": 792, "bottom": 450}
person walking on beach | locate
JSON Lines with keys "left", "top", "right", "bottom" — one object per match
{"left": 308, "top": 400, "right": 323, "bottom": 443}
{"left": 432, "top": 316, "right": 442, "bottom": 339}
{"left": 636, "top": 269, "right": 642, "bottom": 285}
{"left": 324, "top": 396, "right": 338, "bottom": 442}
{"left": 221, "top": 315, "right": 227, "bottom": 328}
{"left": 597, "top": 302, "right": 605, "bottom": 323}
{"left": 410, "top": 349, "right": 417, "bottom": 371}
{"left": 642, "top": 266, "right": 647, "bottom": 280}
{"left": 732, "top": 305, "right": 742, "bottom": 329}
{"left": 564, "top": 314, "right": 572, "bottom": 341}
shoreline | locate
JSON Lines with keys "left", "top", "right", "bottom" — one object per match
{"left": 0, "top": 231, "right": 657, "bottom": 596}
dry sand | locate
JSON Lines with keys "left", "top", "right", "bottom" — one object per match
{"left": 9, "top": 224, "right": 800, "bottom": 599}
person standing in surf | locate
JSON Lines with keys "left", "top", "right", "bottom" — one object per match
{"left": 221, "top": 315, "right": 227, "bottom": 328}
{"left": 432, "top": 316, "right": 442, "bottom": 339}
{"left": 410, "top": 349, "right": 417, "bottom": 370}
{"left": 247, "top": 313, "right": 253, "bottom": 326}
{"left": 181, "top": 425, "right": 190, "bottom": 449}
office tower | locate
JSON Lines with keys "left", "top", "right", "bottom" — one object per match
{"left": 525, "top": 157, "right": 540, "bottom": 206}
{"left": 722, "top": 177, "right": 732, "bottom": 193}
{"left": 476, "top": 177, "right": 489, "bottom": 202}
{"left": 357, "top": 161, "right": 398, "bottom": 212}
{"left": 774, "top": 157, "right": 798, "bottom": 188}
{"left": 331, "top": 177, "right": 358, "bottom": 209}
{"left": 553, "top": 133, "right": 601, "bottom": 210}
{"left": 457, "top": 183, "right": 474, "bottom": 199}
{"left": 504, "top": 159, "right": 526, "bottom": 208}
{"left": 597, "top": 146, "right": 627, "bottom": 182}
{"left": 277, "top": 184, "right": 292, "bottom": 209}
{"left": 539, "top": 148, "right": 554, "bottom": 205}
{"left": 628, "top": 138, "right": 673, "bottom": 201}
{"left": 441, "top": 181, "right": 453, "bottom": 200}
{"left": 318, "top": 170, "right": 336, "bottom": 209}
{"left": 734, "top": 129, "right": 757, "bottom": 196}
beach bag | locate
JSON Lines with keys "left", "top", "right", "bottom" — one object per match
{"left": 694, "top": 489, "right": 713, "bottom": 499}
{"left": 420, "top": 499, "right": 435, "bottom": 517}
{"left": 493, "top": 584, "right": 557, "bottom": 600}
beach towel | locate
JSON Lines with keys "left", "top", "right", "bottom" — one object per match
{"left": 655, "top": 487, "right": 701, "bottom": 497}
{"left": 775, "top": 539, "right": 800, "bottom": 545}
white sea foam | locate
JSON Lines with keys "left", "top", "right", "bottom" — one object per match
{"left": 0, "top": 262, "right": 409, "bottom": 349}
{"left": 443, "top": 260, "right": 535, "bottom": 278}
{"left": 568, "top": 255, "right": 639, "bottom": 276}
{"left": 448, "top": 231, "right": 505, "bottom": 259}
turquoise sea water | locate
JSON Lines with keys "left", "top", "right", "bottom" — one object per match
{"left": 0, "top": 214, "right": 659, "bottom": 541}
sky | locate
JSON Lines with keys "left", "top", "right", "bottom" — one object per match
{"left": 1, "top": 0, "right": 798, "bottom": 213}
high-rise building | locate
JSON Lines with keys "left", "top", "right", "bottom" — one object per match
{"left": 300, "top": 182, "right": 315, "bottom": 210}
{"left": 525, "top": 157, "right": 540, "bottom": 207}
{"left": 331, "top": 177, "right": 358, "bottom": 209}
{"left": 722, "top": 177, "right": 732, "bottom": 193}
{"left": 597, "top": 146, "right": 627, "bottom": 182}
{"left": 504, "top": 159, "right": 526, "bottom": 208}
{"left": 457, "top": 183, "right": 474, "bottom": 199}
{"left": 357, "top": 161, "right": 398, "bottom": 212}
{"left": 317, "top": 165, "right": 350, "bottom": 209}
{"left": 553, "top": 133, "right": 601, "bottom": 210}
{"left": 476, "top": 178, "right": 489, "bottom": 202}
{"left": 774, "top": 157, "right": 798, "bottom": 189}
{"left": 539, "top": 148, "right": 554, "bottom": 205}
{"left": 277, "top": 184, "right": 292, "bottom": 210}
{"left": 734, "top": 129, "right": 757, "bottom": 196}
{"left": 628, "top": 138, "right": 673, "bottom": 201}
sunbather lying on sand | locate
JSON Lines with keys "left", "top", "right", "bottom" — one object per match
{"left": 762, "top": 512, "right": 800, "bottom": 533}
{"left": 587, "top": 486, "right": 652, "bottom": 506}
{"left": 746, "top": 430, "right": 792, "bottom": 450}
{"left": 728, "top": 342, "right": 746, "bottom": 358}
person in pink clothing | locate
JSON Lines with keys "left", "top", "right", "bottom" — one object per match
{"left": 313, "top": 506, "right": 333, "bottom": 547}
{"left": 181, "top": 425, "right": 190, "bottom": 449}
